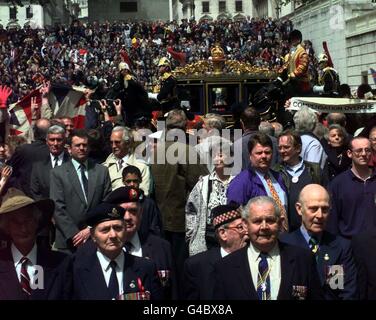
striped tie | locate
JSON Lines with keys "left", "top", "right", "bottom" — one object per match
{"left": 257, "top": 252, "right": 271, "bottom": 300}
{"left": 264, "top": 173, "right": 288, "bottom": 232}
{"left": 20, "top": 257, "right": 32, "bottom": 296}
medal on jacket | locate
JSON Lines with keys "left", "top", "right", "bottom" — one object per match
{"left": 292, "top": 176, "right": 299, "bottom": 183}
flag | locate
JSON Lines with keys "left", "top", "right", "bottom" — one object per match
{"left": 167, "top": 46, "right": 186, "bottom": 66}
{"left": 370, "top": 68, "right": 376, "bottom": 85}
{"left": 322, "top": 41, "right": 334, "bottom": 68}
{"left": 8, "top": 88, "right": 41, "bottom": 136}
{"left": 120, "top": 48, "right": 132, "bottom": 70}
{"left": 48, "top": 83, "right": 86, "bottom": 128}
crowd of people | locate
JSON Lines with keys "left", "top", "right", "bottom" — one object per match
{"left": 0, "top": 16, "right": 376, "bottom": 301}
{"left": 0, "top": 17, "right": 295, "bottom": 100}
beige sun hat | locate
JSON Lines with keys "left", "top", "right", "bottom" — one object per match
{"left": 0, "top": 188, "right": 54, "bottom": 230}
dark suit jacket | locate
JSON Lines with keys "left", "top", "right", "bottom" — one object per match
{"left": 213, "top": 242, "right": 324, "bottom": 300}
{"left": 352, "top": 230, "right": 376, "bottom": 300}
{"left": 50, "top": 159, "right": 112, "bottom": 249}
{"left": 30, "top": 151, "right": 70, "bottom": 200}
{"left": 139, "top": 232, "right": 177, "bottom": 299}
{"left": 71, "top": 250, "right": 163, "bottom": 300}
{"left": 280, "top": 229, "right": 358, "bottom": 300}
{"left": 8, "top": 139, "right": 49, "bottom": 196}
{"left": 139, "top": 197, "right": 163, "bottom": 238}
{"left": 183, "top": 247, "right": 221, "bottom": 300}
{"left": 0, "top": 245, "right": 69, "bottom": 300}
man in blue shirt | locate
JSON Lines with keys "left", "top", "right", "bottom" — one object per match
{"left": 227, "top": 133, "right": 288, "bottom": 230}
{"left": 326, "top": 136, "right": 376, "bottom": 238}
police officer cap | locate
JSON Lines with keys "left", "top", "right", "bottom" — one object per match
{"left": 86, "top": 203, "right": 125, "bottom": 228}
{"left": 212, "top": 204, "right": 242, "bottom": 229}
{"left": 104, "top": 187, "right": 144, "bottom": 204}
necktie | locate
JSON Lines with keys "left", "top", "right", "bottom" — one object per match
{"left": 264, "top": 173, "right": 288, "bottom": 232}
{"left": 124, "top": 241, "right": 133, "bottom": 253}
{"left": 54, "top": 156, "right": 59, "bottom": 168}
{"left": 108, "top": 260, "right": 119, "bottom": 300}
{"left": 80, "top": 164, "right": 88, "bottom": 198}
{"left": 257, "top": 252, "right": 271, "bottom": 300}
{"left": 309, "top": 236, "right": 319, "bottom": 259}
{"left": 117, "top": 159, "right": 124, "bottom": 172}
{"left": 20, "top": 257, "right": 31, "bottom": 297}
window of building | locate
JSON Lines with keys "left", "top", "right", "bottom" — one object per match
{"left": 9, "top": 6, "right": 17, "bottom": 20}
{"left": 120, "top": 2, "right": 138, "bottom": 12}
{"left": 219, "top": 1, "right": 226, "bottom": 12}
{"left": 235, "top": 0, "right": 243, "bottom": 12}
{"left": 202, "top": 1, "right": 210, "bottom": 13}
{"left": 26, "top": 6, "right": 33, "bottom": 19}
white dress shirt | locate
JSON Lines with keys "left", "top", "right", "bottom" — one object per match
{"left": 12, "top": 243, "right": 38, "bottom": 283}
{"left": 220, "top": 247, "right": 230, "bottom": 258}
{"left": 50, "top": 152, "right": 64, "bottom": 168}
{"left": 96, "top": 250, "right": 124, "bottom": 297}
{"left": 247, "top": 243, "right": 281, "bottom": 300}
{"left": 124, "top": 232, "right": 143, "bottom": 257}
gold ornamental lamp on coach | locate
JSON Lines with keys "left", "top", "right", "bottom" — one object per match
{"left": 211, "top": 44, "right": 226, "bottom": 75}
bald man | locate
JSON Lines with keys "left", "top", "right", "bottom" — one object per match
{"left": 280, "top": 184, "right": 358, "bottom": 300}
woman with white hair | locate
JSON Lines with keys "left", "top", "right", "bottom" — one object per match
{"left": 293, "top": 106, "right": 327, "bottom": 169}
{"left": 186, "top": 141, "right": 235, "bottom": 256}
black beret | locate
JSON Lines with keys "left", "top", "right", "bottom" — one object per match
{"left": 212, "top": 204, "right": 242, "bottom": 229}
{"left": 86, "top": 203, "right": 125, "bottom": 228}
{"left": 104, "top": 187, "right": 144, "bottom": 204}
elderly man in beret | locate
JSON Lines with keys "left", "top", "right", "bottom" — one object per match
{"left": 71, "top": 202, "right": 163, "bottom": 300}
{"left": 183, "top": 204, "right": 249, "bottom": 300}
{"left": 0, "top": 188, "right": 69, "bottom": 300}
{"left": 104, "top": 186, "right": 177, "bottom": 299}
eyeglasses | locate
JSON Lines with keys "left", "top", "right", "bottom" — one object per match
{"left": 225, "top": 223, "right": 247, "bottom": 233}
{"left": 351, "top": 148, "right": 372, "bottom": 156}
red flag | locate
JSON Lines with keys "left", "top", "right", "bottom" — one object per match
{"left": 120, "top": 48, "right": 132, "bottom": 69}
{"left": 322, "top": 41, "right": 334, "bottom": 68}
{"left": 8, "top": 88, "right": 41, "bottom": 136}
{"left": 167, "top": 47, "right": 186, "bottom": 66}
{"left": 48, "top": 84, "right": 86, "bottom": 129}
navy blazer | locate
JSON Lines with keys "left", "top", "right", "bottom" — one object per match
{"left": 352, "top": 230, "right": 376, "bottom": 300}
{"left": 280, "top": 229, "right": 358, "bottom": 300}
{"left": 213, "top": 242, "right": 324, "bottom": 300}
{"left": 0, "top": 246, "right": 69, "bottom": 300}
{"left": 139, "top": 232, "right": 178, "bottom": 300}
{"left": 183, "top": 247, "right": 221, "bottom": 300}
{"left": 71, "top": 249, "right": 163, "bottom": 300}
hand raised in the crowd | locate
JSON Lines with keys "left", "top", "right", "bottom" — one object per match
{"left": 31, "top": 96, "right": 40, "bottom": 120}
{"left": 0, "top": 165, "right": 12, "bottom": 193}
{"left": 99, "top": 99, "right": 108, "bottom": 113}
{"left": 0, "top": 85, "right": 13, "bottom": 109}
{"left": 0, "top": 165, "right": 12, "bottom": 181}
{"left": 40, "top": 81, "right": 50, "bottom": 97}
{"left": 114, "top": 99, "right": 122, "bottom": 115}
